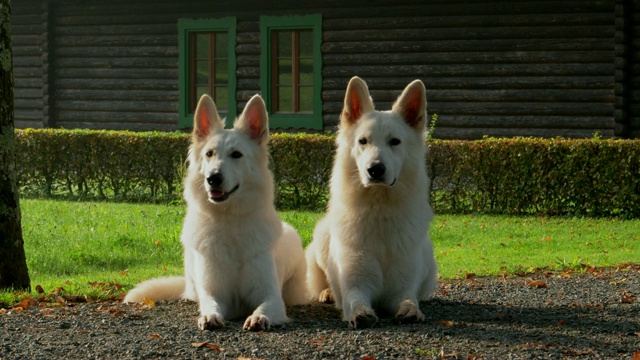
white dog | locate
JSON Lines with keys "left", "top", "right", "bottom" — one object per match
{"left": 123, "top": 94, "right": 308, "bottom": 331}
{"left": 305, "top": 76, "right": 438, "bottom": 328}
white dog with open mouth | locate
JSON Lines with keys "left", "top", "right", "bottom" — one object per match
{"left": 124, "top": 94, "right": 308, "bottom": 331}
{"left": 305, "top": 76, "right": 438, "bottom": 328}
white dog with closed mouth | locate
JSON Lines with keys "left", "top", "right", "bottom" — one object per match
{"left": 123, "top": 94, "right": 308, "bottom": 331}
{"left": 305, "top": 76, "right": 438, "bottom": 329}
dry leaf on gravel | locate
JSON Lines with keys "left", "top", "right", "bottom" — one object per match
{"left": 621, "top": 294, "right": 634, "bottom": 304}
{"left": 527, "top": 280, "right": 548, "bottom": 288}
{"left": 191, "top": 342, "right": 223, "bottom": 351}
{"left": 35, "top": 285, "right": 45, "bottom": 294}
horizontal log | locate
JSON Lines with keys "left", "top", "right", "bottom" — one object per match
{"left": 323, "top": 63, "right": 614, "bottom": 78}
{"left": 54, "top": 24, "right": 176, "bottom": 36}
{"left": 14, "top": 67, "right": 42, "bottom": 78}
{"left": 322, "top": 89, "right": 614, "bottom": 103}
{"left": 236, "top": 67, "right": 260, "bottom": 78}
{"left": 55, "top": 46, "right": 179, "bottom": 58}
{"left": 56, "top": 100, "right": 178, "bottom": 113}
{"left": 55, "top": 57, "right": 176, "bottom": 69}
{"left": 324, "top": 26, "right": 613, "bottom": 43}
{"left": 323, "top": 13, "right": 613, "bottom": 31}
{"left": 322, "top": 101, "right": 613, "bottom": 116}
{"left": 12, "top": 34, "right": 41, "bottom": 46}
{"left": 322, "top": 39, "right": 613, "bottom": 54}
{"left": 54, "top": 35, "right": 176, "bottom": 47}
{"left": 12, "top": 56, "right": 41, "bottom": 68}
{"left": 12, "top": 46, "right": 41, "bottom": 57}
{"left": 14, "top": 78, "right": 43, "bottom": 89}
{"left": 235, "top": 44, "right": 261, "bottom": 55}
{"left": 236, "top": 32, "right": 259, "bottom": 45}
{"left": 15, "top": 120, "right": 44, "bottom": 129}
{"left": 56, "top": 89, "right": 177, "bottom": 102}
{"left": 323, "top": 51, "right": 613, "bottom": 66}
{"left": 15, "top": 98, "right": 44, "bottom": 109}
{"left": 56, "top": 110, "right": 177, "bottom": 124}
{"left": 55, "top": 120, "right": 178, "bottom": 132}
{"left": 55, "top": 78, "right": 178, "bottom": 91}
{"left": 55, "top": 68, "right": 179, "bottom": 80}
{"left": 14, "top": 109, "right": 43, "bottom": 121}
{"left": 237, "top": 78, "right": 261, "bottom": 90}
{"left": 236, "top": 55, "right": 259, "bottom": 67}
{"left": 322, "top": 76, "right": 614, "bottom": 91}
{"left": 14, "top": 88, "right": 43, "bottom": 99}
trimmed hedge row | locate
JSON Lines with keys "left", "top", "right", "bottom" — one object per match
{"left": 427, "top": 138, "right": 640, "bottom": 217}
{"left": 15, "top": 129, "right": 640, "bottom": 217}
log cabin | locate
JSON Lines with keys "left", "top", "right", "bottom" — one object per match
{"left": 11, "top": 0, "right": 640, "bottom": 139}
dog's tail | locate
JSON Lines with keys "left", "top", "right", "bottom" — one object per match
{"left": 123, "top": 276, "right": 186, "bottom": 303}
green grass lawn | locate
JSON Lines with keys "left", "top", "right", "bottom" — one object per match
{"left": 3, "top": 199, "right": 638, "bottom": 306}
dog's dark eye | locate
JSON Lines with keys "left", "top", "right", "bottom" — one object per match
{"left": 230, "top": 151, "right": 243, "bottom": 159}
{"left": 389, "top": 138, "right": 401, "bottom": 146}
{"left": 358, "top": 138, "right": 368, "bottom": 145}
{"left": 205, "top": 150, "right": 213, "bottom": 158}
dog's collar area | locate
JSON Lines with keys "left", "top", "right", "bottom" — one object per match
{"left": 209, "top": 184, "right": 240, "bottom": 203}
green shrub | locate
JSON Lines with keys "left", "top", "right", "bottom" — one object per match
{"left": 15, "top": 129, "right": 640, "bottom": 217}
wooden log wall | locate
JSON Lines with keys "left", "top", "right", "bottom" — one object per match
{"left": 629, "top": 0, "right": 640, "bottom": 137}
{"left": 12, "top": 0, "right": 44, "bottom": 128}
{"left": 10, "top": 0, "right": 640, "bottom": 138}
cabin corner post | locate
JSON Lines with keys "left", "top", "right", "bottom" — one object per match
{"left": 614, "top": 0, "right": 631, "bottom": 138}
{"left": 40, "top": 0, "right": 54, "bottom": 128}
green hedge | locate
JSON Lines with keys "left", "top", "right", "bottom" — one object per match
{"left": 15, "top": 129, "right": 640, "bottom": 217}
{"left": 427, "top": 137, "right": 640, "bottom": 217}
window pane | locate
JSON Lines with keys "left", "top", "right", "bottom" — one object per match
{"left": 278, "top": 59, "right": 292, "bottom": 86}
{"left": 299, "top": 31, "right": 313, "bottom": 57}
{"left": 195, "top": 33, "right": 209, "bottom": 59}
{"left": 214, "top": 59, "right": 228, "bottom": 84}
{"left": 277, "top": 31, "right": 292, "bottom": 57}
{"left": 299, "top": 86, "right": 313, "bottom": 112}
{"left": 215, "top": 33, "right": 228, "bottom": 57}
{"left": 299, "top": 58, "right": 313, "bottom": 85}
{"left": 196, "top": 86, "right": 209, "bottom": 101}
{"left": 196, "top": 60, "right": 209, "bottom": 84}
{"left": 278, "top": 86, "right": 292, "bottom": 112}
{"left": 214, "top": 86, "right": 228, "bottom": 111}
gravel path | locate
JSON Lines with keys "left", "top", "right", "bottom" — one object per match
{"left": 1, "top": 267, "right": 639, "bottom": 359}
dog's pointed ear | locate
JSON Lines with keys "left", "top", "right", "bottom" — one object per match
{"left": 341, "top": 76, "right": 375, "bottom": 127}
{"left": 236, "top": 94, "right": 269, "bottom": 144}
{"left": 193, "top": 94, "right": 223, "bottom": 142}
{"left": 392, "top": 80, "right": 427, "bottom": 130}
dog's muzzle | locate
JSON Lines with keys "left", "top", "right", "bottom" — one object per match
{"left": 206, "top": 173, "right": 239, "bottom": 203}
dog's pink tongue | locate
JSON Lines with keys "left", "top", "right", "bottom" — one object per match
{"left": 210, "top": 190, "right": 225, "bottom": 199}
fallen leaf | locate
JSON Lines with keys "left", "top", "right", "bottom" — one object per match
{"left": 0, "top": 308, "right": 7, "bottom": 314}
{"left": 439, "top": 320, "right": 455, "bottom": 327}
{"left": 148, "top": 334, "right": 160, "bottom": 339}
{"left": 621, "top": 294, "right": 634, "bottom": 304}
{"left": 35, "top": 285, "right": 45, "bottom": 294}
{"left": 527, "top": 280, "right": 548, "bottom": 289}
{"left": 119, "top": 269, "right": 129, "bottom": 276}
{"left": 142, "top": 297, "right": 156, "bottom": 308}
{"left": 465, "top": 272, "right": 476, "bottom": 280}
{"left": 556, "top": 320, "right": 567, "bottom": 327}
{"left": 362, "top": 356, "right": 375, "bottom": 360}
{"left": 191, "top": 342, "right": 222, "bottom": 351}
{"left": 632, "top": 350, "right": 640, "bottom": 360}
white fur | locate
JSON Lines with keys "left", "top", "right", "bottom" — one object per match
{"left": 123, "top": 94, "right": 308, "bottom": 331}
{"left": 305, "top": 76, "right": 438, "bottom": 328}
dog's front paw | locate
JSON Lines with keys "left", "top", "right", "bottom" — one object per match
{"left": 349, "top": 305, "right": 378, "bottom": 329}
{"left": 198, "top": 313, "right": 225, "bottom": 330}
{"left": 395, "top": 299, "right": 425, "bottom": 324}
{"left": 318, "top": 288, "right": 334, "bottom": 304}
{"left": 243, "top": 315, "right": 270, "bottom": 331}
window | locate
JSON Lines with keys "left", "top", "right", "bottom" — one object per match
{"left": 260, "top": 15, "right": 322, "bottom": 130}
{"left": 178, "top": 18, "right": 236, "bottom": 128}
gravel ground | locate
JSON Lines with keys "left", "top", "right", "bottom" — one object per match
{"left": 1, "top": 267, "right": 639, "bottom": 360}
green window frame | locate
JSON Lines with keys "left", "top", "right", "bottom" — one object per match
{"left": 178, "top": 18, "right": 237, "bottom": 128}
{"left": 260, "top": 14, "right": 322, "bottom": 130}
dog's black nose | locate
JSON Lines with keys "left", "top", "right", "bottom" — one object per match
{"left": 207, "top": 173, "right": 224, "bottom": 187}
{"left": 367, "top": 163, "right": 386, "bottom": 181}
